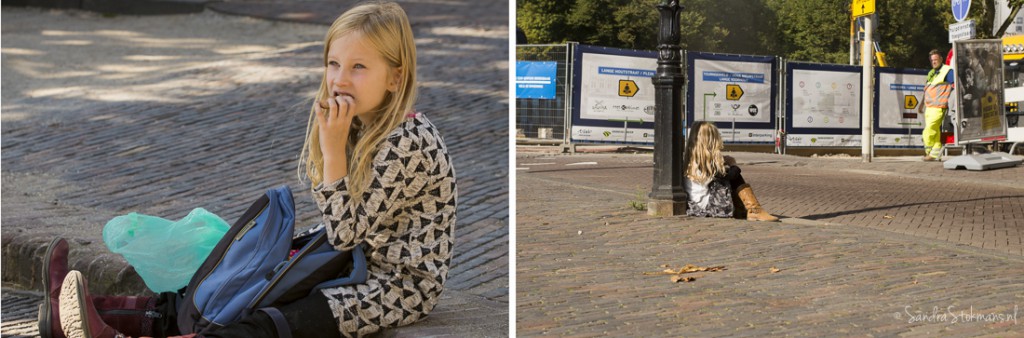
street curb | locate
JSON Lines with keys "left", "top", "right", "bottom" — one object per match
{"left": 2, "top": 233, "right": 509, "bottom": 336}
{"left": 1, "top": 232, "right": 151, "bottom": 297}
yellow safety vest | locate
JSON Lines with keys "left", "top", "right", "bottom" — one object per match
{"left": 924, "top": 65, "right": 953, "bottom": 109}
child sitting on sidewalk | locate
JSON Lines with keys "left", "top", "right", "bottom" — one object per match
{"left": 49, "top": 2, "right": 458, "bottom": 337}
{"left": 683, "top": 121, "right": 778, "bottom": 222}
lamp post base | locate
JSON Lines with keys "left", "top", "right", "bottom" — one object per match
{"left": 647, "top": 199, "right": 687, "bottom": 216}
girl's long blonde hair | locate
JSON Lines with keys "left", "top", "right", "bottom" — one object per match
{"left": 298, "top": 1, "right": 417, "bottom": 197}
{"left": 685, "top": 121, "right": 727, "bottom": 184}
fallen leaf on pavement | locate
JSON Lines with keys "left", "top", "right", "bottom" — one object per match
{"left": 670, "top": 275, "right": 696, "bottom": 283}
{"left": 770, "top": 267, "right": 780, "bottom": 273}
{"left": 644, "top": 264, "right": 727, "bottom": 277}
{"left": 883, "top": 215, "right": 894, "bottom": 219}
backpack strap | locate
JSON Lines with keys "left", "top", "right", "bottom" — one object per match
{"left": 256, "top": 308, "right": 291, "bottom": 338}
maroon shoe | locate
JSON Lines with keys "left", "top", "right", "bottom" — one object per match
{"left": 59, "top": 271, "right": 126, "bottom": 338}
{"left": 92, "top": 296, "right": 157, "bottom": 337}
{"left": 39, "top": 238, "right": 69, "bottom": 338}
{"left": 39, "top": 239, "right": 158, "bottom": 338}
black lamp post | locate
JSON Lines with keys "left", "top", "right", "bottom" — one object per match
{"left": 647, "top": 0, "right": 687, "bottom": 216}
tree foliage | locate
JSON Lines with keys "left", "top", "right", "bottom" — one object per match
{"left": 516, "top": 0, "right": 1020, "bottom": 68}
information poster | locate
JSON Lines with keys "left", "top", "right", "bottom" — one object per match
{"left": 785, "top": 62, "right": 862, "bottom": 147}
{"left": 578, "top": 53, "right": 657, "bottom": 121}
{"left": 953, "top": 39, "right": 1008, "bottom": 143}
{"left": 686, "top": 52, "right": 777, "bottom": 143}
{"left": 571, "top": 45, "right": 657, "bottom": 144}
{"left": 690, "top": 59, "right": 773, "bottom": 123}
{"left": 791, "top": 69, "right": 860, "bottom": 129}
{"left": 873, "top": 68, "right": 928, "bottom": 148}
{"left": 515, "top": 61, "right": 558, "bottom": 100}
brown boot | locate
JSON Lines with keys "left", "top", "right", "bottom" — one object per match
{"left": 39, "top": 239, "right": 158, "bottom": 338}
{"left": 58, "top": 271, "right": 126, "bottom": 338}
{"left": 735, "top": 184, "right": 780, "bottom": 222}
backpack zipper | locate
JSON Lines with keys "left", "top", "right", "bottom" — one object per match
{"left": 234, "top": 204, "right": 267, "bottom": 241}
{"left": 189, "top": 203, "right": 269, "bottom": 320}
{"left": 247, "top": 232, "right": 327, "bottom": 309}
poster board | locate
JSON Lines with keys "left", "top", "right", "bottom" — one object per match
{"left": 785, "top": 62, "right": 862, "bottom": 147}
{"left": 953, "top": 39, "right": 1008, "bottom": 143}
{"left": 686, "top": 52, "right": 777, "bottom": 143}
{"left": 515, "top": 61, "right": 558, "bottom": 100}
{"left": 570, "top": 44, "right": 657, "bottom": 145}
{"left": 873, "top": 67, "right": 928, "bottom": 148}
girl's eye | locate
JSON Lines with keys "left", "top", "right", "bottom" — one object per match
{"left": 328, "top": 61, "right": 339, "bottom": 67}
{"left": 353, "top": 63, "right": 366, "bottom": 69}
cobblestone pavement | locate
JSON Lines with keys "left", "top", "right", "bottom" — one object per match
{"left": 2, "top": 2, "right": 508, "bottom": 336}
{"left": 518, "top": 150, "right": 1024, "bottom": 256}
{"left": 516, "top": 150, "right": 1024, "bottom": 336}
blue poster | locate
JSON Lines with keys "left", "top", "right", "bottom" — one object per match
{"left": 516, "top": 61, "right": 558, "bottom": 99}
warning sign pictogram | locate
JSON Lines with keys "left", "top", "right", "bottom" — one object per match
{"left": 726, "top": 84, "right": 744, "bottom": 101}
{"left": 904, "top": 95, "right": 918, "bottom": 109}
{"left": 619, "top": 80, "right": 638, "bottom": 97}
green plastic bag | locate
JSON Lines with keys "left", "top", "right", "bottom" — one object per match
{"left": 103, "top": 208, "right": 229, "bottom": 293}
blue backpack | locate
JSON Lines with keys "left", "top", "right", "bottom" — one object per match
{"left": 176, "top": 186, "right": 367, "bottom": 335}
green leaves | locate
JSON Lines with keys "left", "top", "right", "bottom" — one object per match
{"left": 517, "top": 0, "right": 985, "bottom": 68}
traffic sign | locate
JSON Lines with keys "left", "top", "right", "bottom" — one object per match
{"left": 949, "top": 20, "right": 976, "bottom": 42}
{"left": 852, "top": 0, "right": 875, "bottom": 18}
{"left": 618, "top": 80, "right": 638, "bottom": 97}
{"left": 904, "top": 95, "right": 918, "bottom": 109}
{"left": 952, "top": 0, "right": 971, "bottom": 22}
{"left": 726, "top": 84, "right": 744, "bottom": 100}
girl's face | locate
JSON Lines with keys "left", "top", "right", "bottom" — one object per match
{"left": 325, "top": 32, "right": 401, "bottom": 122}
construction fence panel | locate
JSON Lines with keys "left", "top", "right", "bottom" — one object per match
{"left": 516, "top": 44, "right": 571, "bottom": 142}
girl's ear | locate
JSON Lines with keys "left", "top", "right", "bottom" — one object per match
{"left": 387, "top": 67, "right": 403, "bottom": 92}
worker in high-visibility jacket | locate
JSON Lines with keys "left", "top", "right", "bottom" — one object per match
{"left": 919, "top": 49, "right": 954, "bottom": 161}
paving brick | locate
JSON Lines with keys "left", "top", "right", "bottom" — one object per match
{"left": 517, "top": 151, "right": 1024, "bottom": 336}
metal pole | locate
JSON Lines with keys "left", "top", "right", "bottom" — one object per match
{"left": 563, "top": 43, "right": 576, "bottom": 153}
{"left": 861, "top": 16, "right": 873, "bottom": 162}
{"left": 648, "top": 0, "right": 687, "bottom": 216}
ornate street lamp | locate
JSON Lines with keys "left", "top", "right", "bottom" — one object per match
{"left": 647, "top": 0, "right": 687, "bottom": 216}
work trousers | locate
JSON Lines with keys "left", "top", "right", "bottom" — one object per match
{"left": 922, "top": 107, "right": 946, "bottom": 157}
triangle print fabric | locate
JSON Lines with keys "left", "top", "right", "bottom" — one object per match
{"left": 312, "top": 113, "right": 457, "bottom": 337}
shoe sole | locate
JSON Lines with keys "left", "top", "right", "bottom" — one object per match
{"left": 38, "top": 304, "right": 50, "bottom": 338}
{"left": 40, "top": 237, "right": 65, "bottom": 338}
{"left": 59, "top": 271, "right": 91, "bottom": 338}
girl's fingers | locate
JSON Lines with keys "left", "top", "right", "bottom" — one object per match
{"left": 315, "top": 100, "right": 327, "bottom": 125}
{"left": 342, "top": 96, "right": 355, "bottom": 115}
{"left": 334, "top": 95, "right": 355, "bottom": 120}
{"left": 334, "top": 95, "right": 348, "bottom": 118}
{"left": 327, "top": 96, "right": 339, "bottom": 121}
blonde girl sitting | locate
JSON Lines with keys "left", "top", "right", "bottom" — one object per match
{"left": 683, "top": 121, "right": 777, "bottom": 222}
{"left": 56, "top": 2, "right": 457, "bottom": 338}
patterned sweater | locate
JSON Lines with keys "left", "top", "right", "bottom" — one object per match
{"left": 312, "top": 113, "right": 456, "bottom": 337}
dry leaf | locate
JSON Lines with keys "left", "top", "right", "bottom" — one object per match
{"left": 644, "top": 264, "right": 727, "bottom": 277}
{"left": 670, "top": 276, "right": 696, "bottom": 283}
{"left": 770, "top": 267, "right": 781, "bottom": 273}
{"left": 883, "top": 215, "right": 894, "bottom": 219}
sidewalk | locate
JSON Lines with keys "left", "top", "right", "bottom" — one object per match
{"left": 2, "top": 2, "right": 508, "bottom": 336}
{"left": 516, "top": 149, "right": 1024, "bottom": 336}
